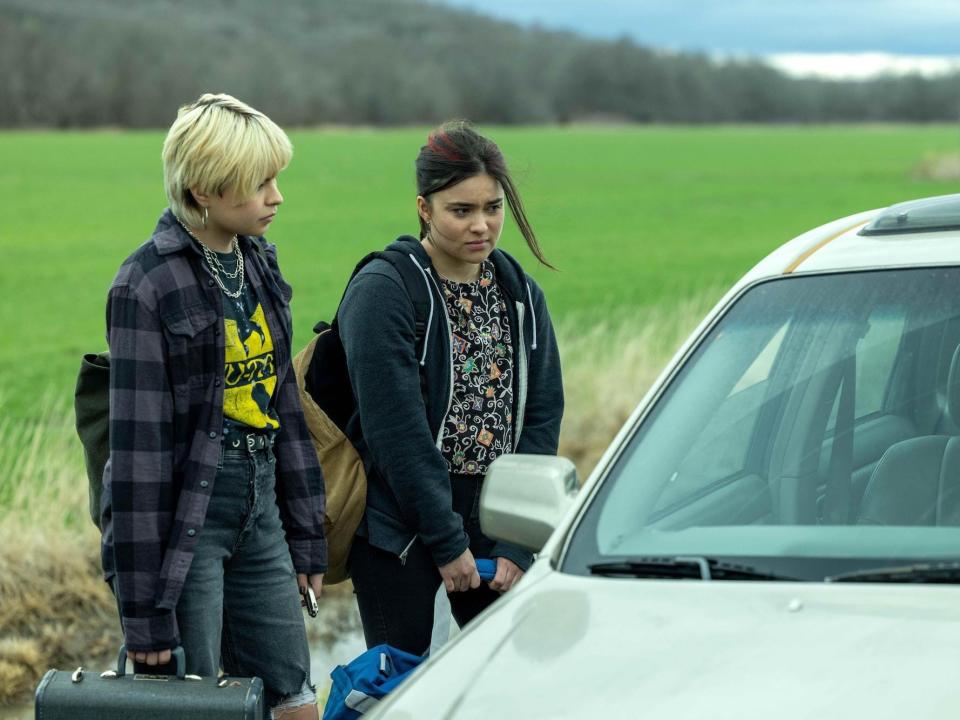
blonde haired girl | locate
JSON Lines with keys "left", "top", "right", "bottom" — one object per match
{"left": 101, "top": 94, "right": 325, "bottom": 719}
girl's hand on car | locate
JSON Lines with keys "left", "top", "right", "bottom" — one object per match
{"left": 128, "top": 648, "right": 172, "bottom": 666}
{"left": 440, "top": 549, "right": 482, "bottom": 592}
{"left": 489, "top": 557, "right": 524, "bottom": 593}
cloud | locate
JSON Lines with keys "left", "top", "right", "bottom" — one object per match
{"left": 433, "top": 0, "right": 960, "bottom": 55}
{"left": 767, "top": 52, "right": 960, "bottom": 79}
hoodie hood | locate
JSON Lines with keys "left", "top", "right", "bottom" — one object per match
{"left": 385, "top": 234, "right": 537, "bottom": 353}
{"left": 385, "top": 235, "right": 530, "bottom": 303}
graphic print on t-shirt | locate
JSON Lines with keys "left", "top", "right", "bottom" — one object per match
{"left": 439, "top": 261, "right": 514, "bottom": 476}
{"left": 223, "top": 301, "right": 279, "bottom": 429}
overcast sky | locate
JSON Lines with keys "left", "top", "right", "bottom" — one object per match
{"left": 430, "top": 0, "right": 960, "bottom": 77}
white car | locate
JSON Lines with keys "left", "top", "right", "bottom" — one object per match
{"left": 368, "top": 193, "right": 960, "bottom": 719}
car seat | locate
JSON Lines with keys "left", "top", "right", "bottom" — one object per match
{"left": 857, "top": 344, "right": 960, "bottom": 526}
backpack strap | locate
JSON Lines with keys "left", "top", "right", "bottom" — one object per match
{"left": 377, "top": 248, "right": 433, "bottom": 361}
{"left": 330, "top": 248, "right": 433, "bottom": 359}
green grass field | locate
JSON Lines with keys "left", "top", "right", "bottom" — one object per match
{"left": 2, "top": 124, "right": 959, "bottom": 421}
{"left": 1, "top": 124, "right": 959, "bottom": 709}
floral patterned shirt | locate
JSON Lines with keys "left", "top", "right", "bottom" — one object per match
{"left": 439, "top": 261, "right": 514, "bottom": 475}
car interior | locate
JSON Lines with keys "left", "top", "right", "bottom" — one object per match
{"left": 593, "top": 267, "right": 960, "bottom": 541}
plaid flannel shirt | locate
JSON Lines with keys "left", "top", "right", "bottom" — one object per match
{"left": 101, "top": 210, "right": 327, "bottom": 653}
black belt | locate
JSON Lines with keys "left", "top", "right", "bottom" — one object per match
{"left": 223, "top": 429, "right": 275, "bottom": 453}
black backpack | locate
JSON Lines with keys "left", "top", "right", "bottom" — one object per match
{"left": 292, "top": 246, "right": 434, "bottom": 582}
{"left": 75, "top": 351, "right": 111, "bottom": 529}
{"left": 302, "top": 247, "right": 434, "bottom": 429}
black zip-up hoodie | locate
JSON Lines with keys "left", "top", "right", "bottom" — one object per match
{"left": 337, "top": 236, "right": 564, "bottom": 570}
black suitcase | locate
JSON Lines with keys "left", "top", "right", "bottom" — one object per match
{"left": 34, "top": 646, "right": 264, "bottom": 719}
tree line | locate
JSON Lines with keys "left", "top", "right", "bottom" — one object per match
{"left": 2, "top": 0, "right": 958, "bottom": 128}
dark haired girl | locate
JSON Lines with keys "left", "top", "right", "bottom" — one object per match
{"left": 337, "top": 121, "right": 564, "bottom": 653}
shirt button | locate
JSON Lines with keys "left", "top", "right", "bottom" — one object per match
{"left": 209, "top": 431, "right": 217, "bottom": 439}
{"left": 200, "top": 480, "right": 209, "bottom": 488}
{"left": 214, "top": 378, "right": 221, "bottom": 387}
{"left": 187, "top": 529, "right": 196, "bottom": 537}
{"left": 207, "top": 279, "right": 215, "bottom": 287}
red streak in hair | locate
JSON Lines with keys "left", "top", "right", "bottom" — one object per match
{"left": 428, "top": 132, "right": 462, "bottom": 162}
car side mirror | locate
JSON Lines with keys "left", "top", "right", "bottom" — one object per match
{"left": 479, "top": 455, "right": 579, "bottom": 553}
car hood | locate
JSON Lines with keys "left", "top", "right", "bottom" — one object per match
{"left": 374, "top": 567, "right": 960, "bottom": 719}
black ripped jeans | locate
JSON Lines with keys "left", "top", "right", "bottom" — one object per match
{"left": 349, "top": 473, "right": 501, "bottom": 655}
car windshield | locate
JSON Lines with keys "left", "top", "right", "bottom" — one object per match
{"left": 565, "top": 267, "right": 960, "bottom": 580}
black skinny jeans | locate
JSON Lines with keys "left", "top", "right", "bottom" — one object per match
{"left": 349, "top": 473, "right": 501, "bottom": 655}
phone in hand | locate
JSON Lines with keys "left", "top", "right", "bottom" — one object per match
{"left": 299, "top": 585, "right": 318, "bottom": 617}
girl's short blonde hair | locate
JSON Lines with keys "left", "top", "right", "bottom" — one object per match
{"left": 162, "top": 93, "right": 293, "bottom": 228}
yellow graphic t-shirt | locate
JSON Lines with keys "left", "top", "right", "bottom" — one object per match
{"left": 223, "top": 299, "right": 280, "bottom": 430}
{"left": 211, "top": 246, "right": 281, "bottom": 431}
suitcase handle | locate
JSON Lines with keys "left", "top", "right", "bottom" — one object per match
{"left": 116, "top": 645, "right": 187, "bottom": 679}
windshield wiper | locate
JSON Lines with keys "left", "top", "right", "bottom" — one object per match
{"left": 588, "top": 556, "right": 798, "bottom": 582}
{"left": 825, "top": 561, "right": 960, "bottom": 584}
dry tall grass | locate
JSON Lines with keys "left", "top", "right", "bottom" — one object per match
{"left": 913, "top": 152, "right": 960, "bottom": 181}
{"left": 556, "top": 295, "right": 715, "bottom": 479}
{"left": 0, "top": 297, "right": 715, "bottom": 706}
{"left": 0, "top": 401, "right": 120, "bottom": 705}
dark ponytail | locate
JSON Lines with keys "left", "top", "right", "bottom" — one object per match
{"left": 415, "top": 120, "right": 555, "bottom": 270}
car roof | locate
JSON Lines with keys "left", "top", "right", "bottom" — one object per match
{"left": 741, "top": 192, "right": 960, "bottom": 288}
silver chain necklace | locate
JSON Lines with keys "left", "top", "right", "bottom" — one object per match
{"left": 177, "top": 218, "right": 245, "bottom": 299}
{"left": 203, "top": 246, "right": 241, "bottom": 279}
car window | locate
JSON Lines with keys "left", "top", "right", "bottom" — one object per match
{"left": 854, "top": 308, "right": 905, "bottom": 417}
{"left": 653, "top": 321, "right": 789, "bottom": 512}
{"left": 566, "top": 268, "right": 960, "bottom": 580}
{"left": 732, "top": 324, "right": 788, "bottom": 394}
{"left": 823, "top": 305, "right": 907, "bottom": 429}
{"left": 934, "top": 315, "right": 960, "bottom": 422}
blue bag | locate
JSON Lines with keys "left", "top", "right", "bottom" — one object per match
{"left": 323, "top": 559, "right": 499, "bottom": 718}
{"left": 322, "top": 644, "right": 423, "bottom": 719}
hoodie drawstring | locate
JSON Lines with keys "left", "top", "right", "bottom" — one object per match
{"left": 526, "top": 282, "right": 538, "bottom": 350}
{"left": 408, "top": 254, "right": 435, "bottom": 365}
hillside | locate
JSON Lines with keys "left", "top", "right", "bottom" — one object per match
{"left": 1, "top": 0, "right": 958, "bottom": 126}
